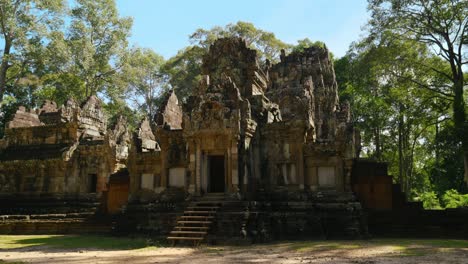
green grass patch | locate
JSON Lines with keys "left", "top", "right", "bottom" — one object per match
{"left": 283, "top": 239, "right": 468, "bottom": 256}
{"left": 202, "top": 247, "right": 225, "bottom": 254}
{"left": 369, "top": 239, "right": 468, "bottom": 257}
{"left": 372, "top": 239, "right": 468, "bottom": 249}
{"left": 0, "top": 261, "right": 26, "bottom": 264}
{"left": 286, "top": 241, "right": 362, "bottom": 252}
{"left": 0, "top": 235, "right": 157, "bottom": 250}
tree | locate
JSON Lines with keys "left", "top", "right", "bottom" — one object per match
{"left": 368, "top": 0, "right": 468, "bottom": 184}
{"left": 103, "top": 97, "right": 141, "bottom": 130}
{"left": 122, "top": 47, "right": 167, "bottom": 119}
{"left": 429, "top": 121, "right": 467, "bottom": 194}
{"left": 292, "top": 38, "right": 328, "bottom": 54}
{"left": 338, "top": 31, "right": 453, "bottom": 195}
{"left": 161, "top": 46, "right": 205, "bottom": 101}
{"left": 162, "top": 21, "right": 290, "bottom": 101}
{"left": 0, "top": 0, "right": 135, "bottom": 136}
{"left": 66, "top": 0, "right": 132, "bottom": 98}
{"left": 33, "top": 0, "right": 134, "bottom": 123}
{"left": 0, "top": 0, "right": 65, "bottom": 137}
{"left": 190, "top": 21, "right": 290, "bottom": 62}
{"left": 0, "top": 0, "right": 64, "bottom": 103}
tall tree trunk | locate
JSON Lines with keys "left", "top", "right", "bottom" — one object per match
{"left": 464, "top": 151, "right": 468, "bottom": 185}
{"left": 435, "top": 122, "right": 439, "bottom": 165}
{"left": 403, "top": 120, "right": 411, "bottom": 197}
{"left": 398, "top": 105, "right": 404, "bottom": 191}
{"left": 0, "top": 37, "right": 12, "bottom": 102}
{"left": 374, "top": 127, "right": 382, "bottom": 161}
{"left": 447, "top": 46, "right": 467, "bottom": 185}
{"left": 452, "top": 75, "right": 467, "bottom": 185}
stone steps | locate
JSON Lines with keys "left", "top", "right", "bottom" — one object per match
{"left": 170, "top": 230, "right": 207, "bottom": 235}
{"left": 0, "top": 194, "right": 113, "bottom": 235}
{"left": 176, "top": 220, "right": 212, "bottom": 225}
{"left": 192, "top": 201, "right": 224, "bottom": 205}
{"left": 167, "top": 193, "right": 227, "bottom": 246}
{"left": 186, "top": 206, "right": 219, "bottom": 210}
{"left": 179, "top": 215, "right": 215, "bottom": 220}
{"left": 184, "top": 211, "right": 216, "bottom": 214}
{"left": 166, "top": 236, "right": 204, "bottom": 241}
{"left": 0, "top": 212, "right": 96, "bottom": 221}
{"left": 0, "top": 194, "right": 101, "bottom": 216}
{"left": 173, "top": 226, "right": 210, "bottom": 231}
{"left": 0, "top": 219, "right": 113, "bottom": 234}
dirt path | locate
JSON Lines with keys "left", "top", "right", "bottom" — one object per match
{"left": 1, "top": 241, "right": 468, "bottom": 264}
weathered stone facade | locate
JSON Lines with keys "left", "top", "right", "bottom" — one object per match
{"left": 127, "top": 37, "right": 359, "bottom": 199}
{"left": 0, "top": 96, "right": 128, "bottom": 196}
{"left": 1, "top": 37, "right": 365, "bottom": 240}
{"left": 122, "top": 38, "right": 364, "bottom": 240}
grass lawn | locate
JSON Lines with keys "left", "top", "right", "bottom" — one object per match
{"left": 1, "top": 235, "right": 467, "bottom": 264}
{"left": 274, "top": 238, "right": 468, "bottom": 257}
{"left": 0, "top": 235, "right": 158, "bottom": 250}
{"left": 1, "top": 235, "right": 467, "bottom": 253}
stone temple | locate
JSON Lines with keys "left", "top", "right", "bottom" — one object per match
{"left": 0, "top": 96, "right": 129, "bottom": 195}
{"left": 129, "top": 38, "right": 359, "bottom": 198}
{"left": 0, "top": 37, "right": 372, "bottom": 242}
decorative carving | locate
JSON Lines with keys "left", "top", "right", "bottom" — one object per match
{"left": 79, "top": 95, "right": 107, "bottom": 139}
{"left": 0, "top": 96, "right": 123, "bottom": 195}
{"left": 109, "top": 116, "right": 131, "bottom": 162}
{"left": 155, "top": 90, "right": 183, "bottom": 130}
{"left": 137, "top": 117, "right": 160, "bottom": 152}
{"left": 7, "top": 106, "right": 42, "bottom": 128}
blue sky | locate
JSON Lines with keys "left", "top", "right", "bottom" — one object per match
{"left": 116, "top": 0, "right": 370, "bottom": 59}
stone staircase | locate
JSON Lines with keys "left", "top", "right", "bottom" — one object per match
{"left": 0, "top": 193, "right": 114, "bottom": 235}
{"left": 167, "top": 193, "right": 225, "bottom": 245}
{"left": 0, "top": 193, "right": 101, "bottom": 215}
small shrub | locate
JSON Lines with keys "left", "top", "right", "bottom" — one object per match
{"left": 442, "top": 189, "right": 468, "bottom": 208}
{"left": 416, "top": 191, "right": 442, "bottom": 209}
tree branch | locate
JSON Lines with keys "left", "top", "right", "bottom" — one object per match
{"left": 394, "top": 74, "right": 454, "bottom": 98}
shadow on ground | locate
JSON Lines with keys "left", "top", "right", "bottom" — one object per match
{"left": 0, "top": 235, "right": 164, "bottom": 251}
{"left": 1, "top": 236, "right": 468, "bottom": 264}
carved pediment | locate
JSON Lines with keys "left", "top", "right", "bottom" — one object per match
{"left": 192, "top": 100, "right": 232, "bottom": 130}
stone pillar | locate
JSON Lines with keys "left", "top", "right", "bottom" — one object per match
{"left": 160, "top": 148, "right": 168, "bottom": 189}
{"left": 231, "top": 143, "right": 239, "bottom": 192}
{"left": 226, "top": 146, "right": 231, "bottom": 193}
{"left": 195, "top": 143, "right": 202, "bottom": 195}
{"left": 297, "top": 144, "right": 305, "bottom": 189}
{"left": 55, "top": 162, "right": 66, "bottom": 193}
{"left": 97, "top": 158, "right": 107, "bottom": 193}
{"left": 35, "top": 163, "right": 45, "bottom": 194}
{"left": 305, "top": 159, "right": 318, "bottom": 191}
{"left": 201, "top": 152, "right": 208, "bottom": 192}
{"left": 188, "top": 142, "right": 196, "bottom": 194}
{"left": 344, "top": 159, "right": 353, "bottom": 192}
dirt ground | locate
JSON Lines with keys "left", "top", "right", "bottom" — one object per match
{"left": 1, "top": 238, "right": 468, "bottom": 264}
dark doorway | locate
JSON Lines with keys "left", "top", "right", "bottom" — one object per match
{"left": 88, "top": 174, "right": 97, "bottom": 193}
{"left": 209, "top": 155, "right": 225, "bottom": 193}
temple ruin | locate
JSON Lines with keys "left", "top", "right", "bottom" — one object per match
{"left": 128, "top": 37, "right": 359, "bottom": 199}
{"left": 124, "top": 38, "right": 364, "bottom": 242}
{"left": 0, "top": 95, "right": 130, "bottom": 218}
{"left": 0, "top": 37, "right": 367, "bottom": 242}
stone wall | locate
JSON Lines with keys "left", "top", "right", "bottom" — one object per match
{"left": 6, "top": 107, "right": 42, "bottom": 128}
{"left": 155, "top": 90, "right": 183, "bottom": 130}
{"left": 200, "top": 37, "right": 267, "bottom": 97}
{"left": 128, "top": 118, "right": 163, "bottom": 201}
{"left": 0, "top": 96, "right": 128, "bottom": 198}
{"left": 127, "top": 37, "right": 359, "bottom": 199}
{"left": 0, "top": 37, "right": 371, "bottom": 241}
{"left": 368, "top": 208, "right": 468, "bottom": 238}
{"left": 259, "top": 45, "right": 357, "bottom": 193}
